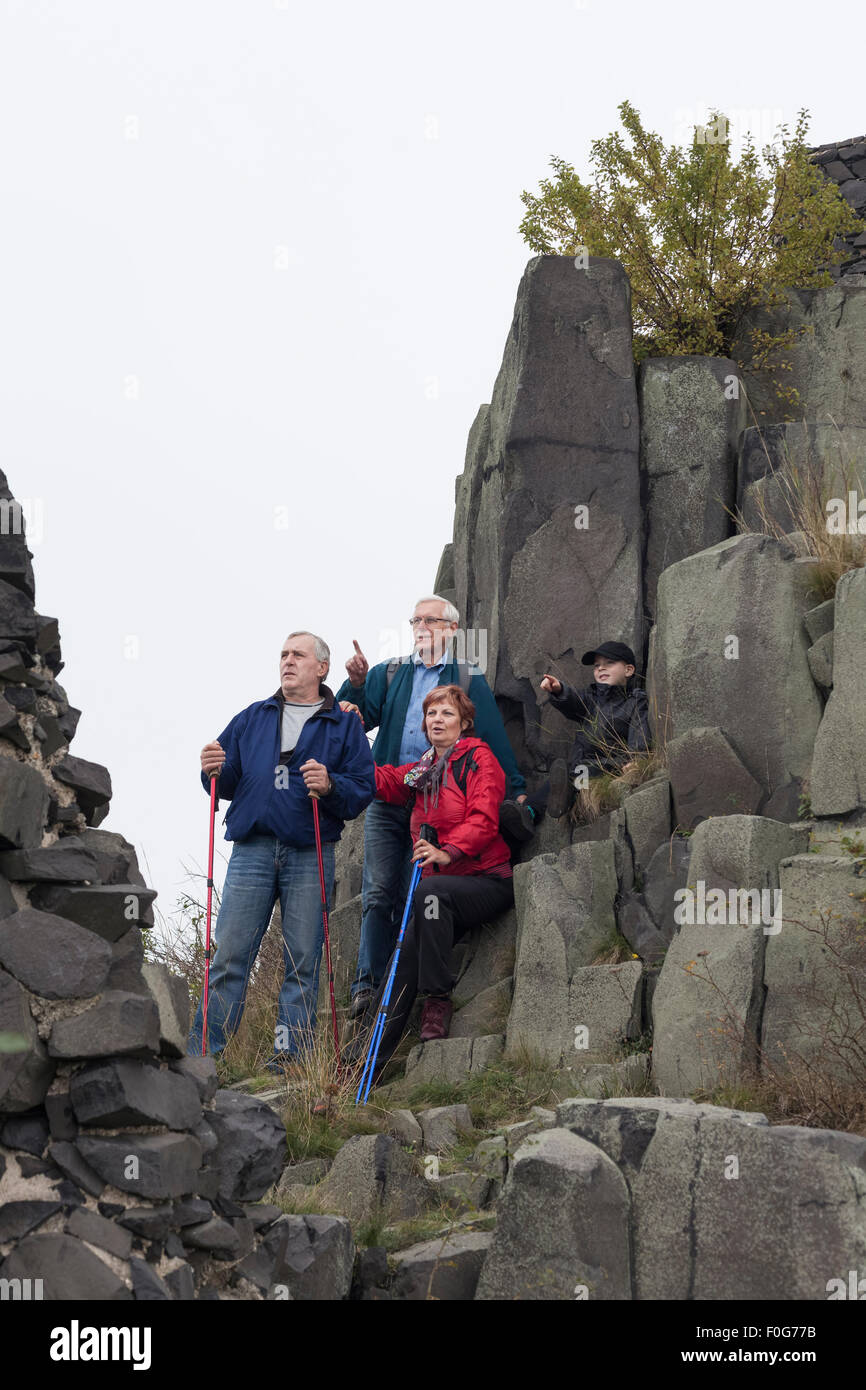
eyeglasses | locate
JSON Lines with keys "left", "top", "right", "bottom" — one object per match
{"left": 409, "top": 616, "right": 451, "bottom": 627}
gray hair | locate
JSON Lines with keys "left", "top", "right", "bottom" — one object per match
{"left": 286, "top": 631, "right": 330, "bottom": 665}
{"left": 414, "top": 594, "right": 459, "bottom": 624}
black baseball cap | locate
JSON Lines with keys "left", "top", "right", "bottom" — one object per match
{"left": 581, "top": 641, "right": 637, "bottom": 667}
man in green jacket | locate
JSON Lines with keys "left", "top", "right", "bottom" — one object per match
{"left": 336, "top": 594, "right": 527, "bottom": 1016}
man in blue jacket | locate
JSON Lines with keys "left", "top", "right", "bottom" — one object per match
{"left": 188, "top": 631, "right": 376, "bottom": 1066}
{"left": 336, "top": 595, "right": 527, "bottom": 1018}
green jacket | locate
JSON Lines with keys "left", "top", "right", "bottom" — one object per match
{"left": 335, "top": 657, "right": 526, "bottom": 797}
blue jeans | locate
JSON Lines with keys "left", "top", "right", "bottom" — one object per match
{"left": 187, "top": 833, "right": 335, "bottom": 1058}
{"left": 352, "top": 799, "right": 413, "bottom": 997}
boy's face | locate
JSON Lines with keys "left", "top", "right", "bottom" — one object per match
{"left": 594, "top": 658, "right": 634, "bottom": 687}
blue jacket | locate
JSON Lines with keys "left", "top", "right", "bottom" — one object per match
{"left": 203, "top": 685, "right": 376, "bottom": 847}
{"left": 335, "top": 657, "right": 526, "bottom": 797}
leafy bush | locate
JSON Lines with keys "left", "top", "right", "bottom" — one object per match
{"left": 520, "top": 102, "right": 860, "bottom": 369}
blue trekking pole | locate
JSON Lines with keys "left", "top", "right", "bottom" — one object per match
{"left": 355, "top": 823, "right": 437, "bottom": 1105}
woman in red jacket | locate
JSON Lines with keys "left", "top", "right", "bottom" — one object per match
{"left": 351, "top": 683, "right": 514, "bottom": 1084}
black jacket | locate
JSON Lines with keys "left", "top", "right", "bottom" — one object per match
{"left": 549, "top": 679, "right": 651, "bottom": 776}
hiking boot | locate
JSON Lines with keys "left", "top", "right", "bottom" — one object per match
{"left": 499, "top": 799, "right": 536, "bottom": 843}
{"left": 348, "top": 987, "right": 374, "bottom": 1020}
{"left": 419, "top": 996, "right": 453, "bottom": 1042}
{"left": 546, "top": 758, "right": 573, "bottom": 819}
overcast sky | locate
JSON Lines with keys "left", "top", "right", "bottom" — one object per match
{"left": 2, "top": 0, "right": 860, "bottom": 928}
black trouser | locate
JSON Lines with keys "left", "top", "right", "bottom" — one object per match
{"left": 358, "top": 872, "right": 514, "bottom": 1077}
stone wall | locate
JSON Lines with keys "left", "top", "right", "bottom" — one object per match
{"left": 0, "top": 469, "right": 299, "bottom": 1301}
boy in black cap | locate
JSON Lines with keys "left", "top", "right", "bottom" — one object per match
{"left": 500, "top": 642, "right": 651, "bottom": 838}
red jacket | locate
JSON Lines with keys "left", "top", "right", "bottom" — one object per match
{"left": 374, "top": 737, "right": 512, "bottom": 879}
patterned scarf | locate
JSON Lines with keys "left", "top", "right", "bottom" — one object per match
{"left": 403, "top": 742, "right": 459, "bottom": 811}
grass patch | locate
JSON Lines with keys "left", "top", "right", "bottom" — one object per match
{"left": 380, "top": 1212, "right": 496, "bottom": 1254}
{"left": 591, "top": 929, "right": 638, "bottom": 965}
{"left": 730, "top": 419, "right": 866, "bottom": 600}
{"left": 571, "top": 749, "right": 668, "bottom": 825}
{"left": 392, "top": 1044, "right": 560, "bottom": 1131}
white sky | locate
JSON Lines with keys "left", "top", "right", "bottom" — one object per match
{"left": 1, "top": 0, "right": 860, "bottom": 928}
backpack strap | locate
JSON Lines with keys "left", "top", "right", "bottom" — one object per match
{"left": 386, "top": 657, "right": 401, "bottom": 690}
{"left": 450, "top": 745, "right": 479, "bottom": 797}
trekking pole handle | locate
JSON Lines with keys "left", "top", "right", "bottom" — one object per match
{"left": 417, "top": 823, "right": 439, "bottom": 846}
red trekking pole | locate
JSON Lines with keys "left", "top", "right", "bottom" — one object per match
{"left": 310, "top": 790, "right": 341, "bottom": 1074}
{"left": 201, "top": 770, "right": 219, "bottom": 1057}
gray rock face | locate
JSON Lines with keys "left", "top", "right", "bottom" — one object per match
{"left": 763, "top": 853, "right": 866, "bottom": 1082}
{"left": 0, "top": 1232, "right": 133, "bottom": 1300}
{"left": 0, "top": 907, "right": 112, "bottom": 998}
{"left": 0, "top": 837, "right": 99, "bottom": 883}
{"left": 639, "top": 356, "right": 744, "bottom": 620}
{"left": 652, "top": 816, "right": 808, "bottom": 1095}
{"left": 0, "top": 873, "right": 16, "bottom": 921}
{"left": 207, "top": 1092, "right": 286, "bottom": 1202}
{"left": 1, "top": 1110, "right": 49, "bottom": 1154}
{"left": 810, "top": 566, "right": 866, "bottom": 814}
{"left": 77, "top": 828, "right": 146, "bottom": 886}
{"left": 451, "top": 255, "right": 642, "bottom": 773}
{"left": 623, "top": 777, "right": 671, "bottom": 881}
{"left": 140, "top": 962, "right": 189, "bottom": 1057}
{"left": 803, "top": 597, "right": 835, "bottom": 644}
{"left": 649, "top": 534, "right": 824, "bottom": 820}
{"left": 48, "top": 1139, "right": 105, "bottom": 1196}
{"left": 452, "top": 909, "right": 517, "bottom": 1002}
{"left": 106, "top": 929, "right": 147, "bottom": 992}
{"left": 70, "top": 1059, "right": 202, "bottom": 1130}
{"left": 48, "top": 990, "right": 161, "bottom": 1059}
{"left": 277, "top": 1158, "right": 331, "bottom": 1192}
{"left": 735, "top": 280, "right": 866, "bottom": 426}
{"left": 569, "top": 962, "right": 643, "bottom": 1061}
{"left": 619, "top": 837, "right": 691, "bottom": 964}
{"left": 387, "top": 1109, "right": 423, "bottom": 1152}
{"left": 557, "top": 1097, "right": 866, "bottom": 1299}
{"left": 170, "top": 1056, "right": 218, "bottom": 1104}
{"left": 0, "top": 968, "right": 55, "bottom": 1113}
{"left": 65, "top": 1204, "right": 133, "bottom": 1259}
{"left": 567, "top": 1055, "right": 650, "bottom": 1098}
{"left": 0, "top": 1200, "right": 61, "bottom": 1241}
{"left": 331, "top": 812, "right": 365, "bottom": 910}
{"left": 807, "top": 631, "right": 834, "bottom": 693}
{"left": 270, "top": 1215, "right": 354, "bottom": 1300}
{"left": 433, "top": 542, "right": 456, "bottom": 607}
{"left": 182, "top": 1216, "right": 240, "bottom": 1258}
{"left": 130, "top": 1259, "right": 173, "bottom": 1300}
{"left": 666, "top": 726, "right": 764, "bottom": 829}
{"left": 416, "top": 1104, "right": 473, "bottom": 1154}
{"left": 403, "top": 1034, "right": 504, "bottom": 1087}
{"left": 476, "top": 1128, "right": 631, "bottom": 1300}
{"left": 29, "top": 884, "right": 157, "bottom": 940}
{"left": 392, "top": 1230, "right": 493, "bottom": 1301}
{"left": 0, "top": 761, "right": 49, "bottom": 851}
{"left": 316, "top": 894, "right": 361, "bottom": 1017}
{"left": 52, "top": 755, "right": 112, "bottom": 823}
{"left": 75, "top": 1132, "right": 203, "bottom": 1198}
{"left": 738, "top": 422, "right": 866, "bottom": 534}
{"left": 450, "top": 978, "right": 512, "bottom": 1038}
{"left": 507, "top": 840, "right": 618, "bottom": 1063}
{"left": 316, "top": 1133, "right": 428, "bottom": 1225}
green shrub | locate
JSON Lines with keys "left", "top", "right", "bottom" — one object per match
{"left": 520, "top": 102, "right": 860, "bottom": 372}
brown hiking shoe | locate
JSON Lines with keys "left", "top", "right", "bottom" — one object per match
{"left": 419, "top": 996, "right": 453, "bottom": 1042}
